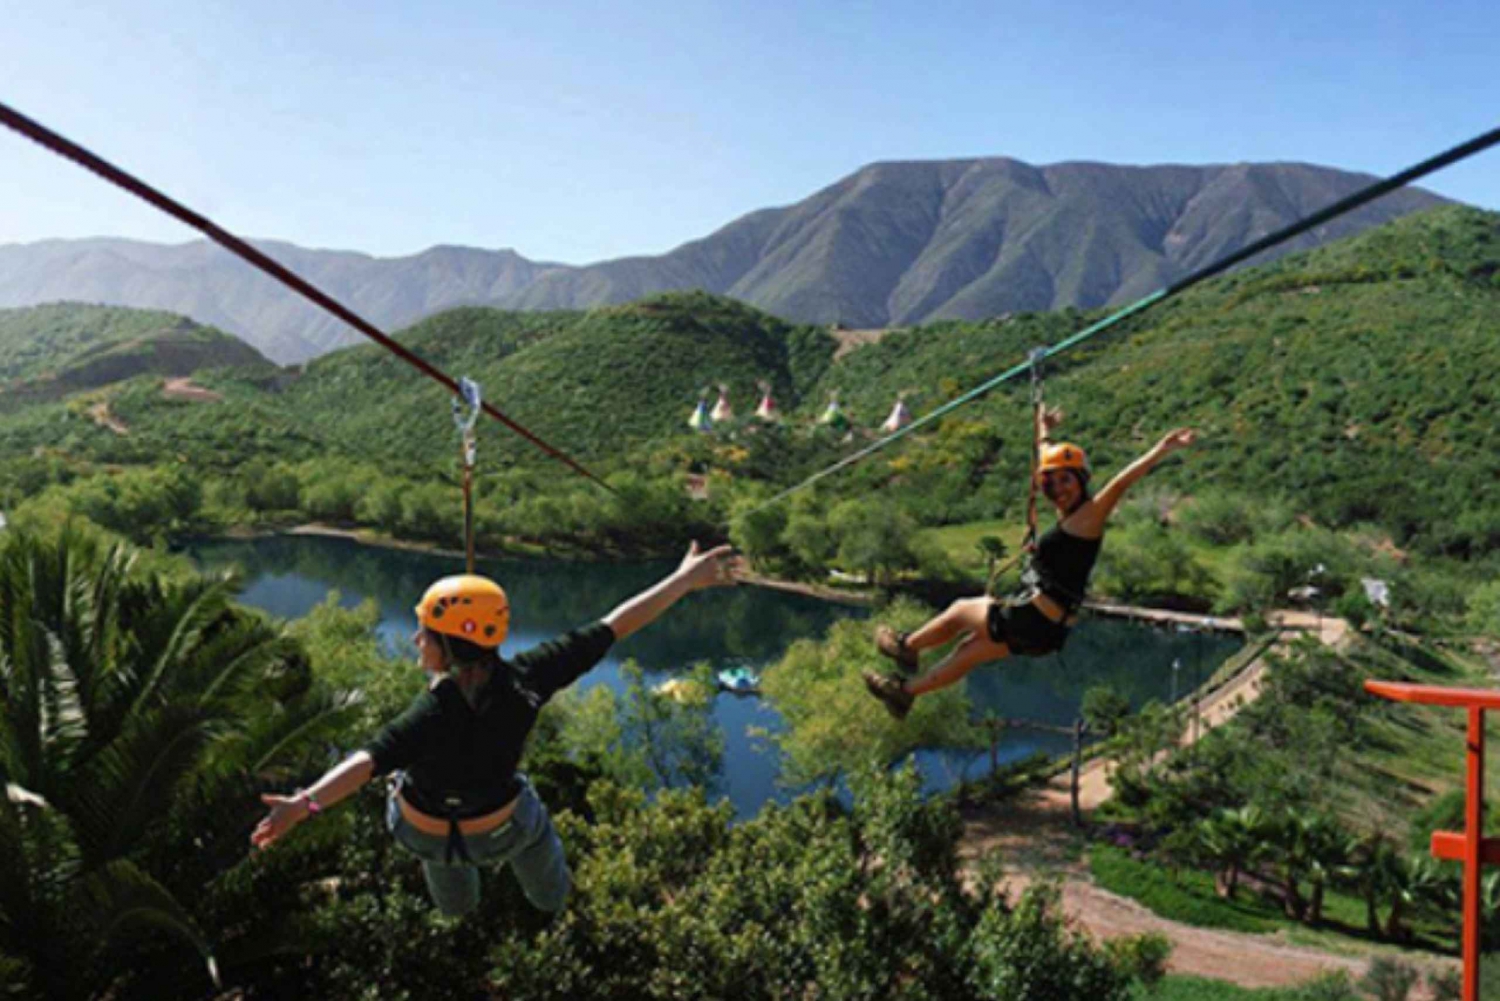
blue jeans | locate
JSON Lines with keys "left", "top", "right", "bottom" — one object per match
{"left": 386, "top": 775, "right": 569, "bottom": 917}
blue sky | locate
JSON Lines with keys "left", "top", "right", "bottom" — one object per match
{"left": 1, "top": 0, "right": 1495, "bottom": 264}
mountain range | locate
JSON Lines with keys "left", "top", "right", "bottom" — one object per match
{"left": 0, "top": 158, "right": 1447, "bottom": 364}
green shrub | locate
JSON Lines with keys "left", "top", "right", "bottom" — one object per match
{"left": 1359, "top": 957, "right": 1419, "bottom": 1001}
{"left": 1104, "top": 932, "right": 1173, "bottom": 989}
{"left": 1467, "top": 580, "right": 1500, "bottom": 637}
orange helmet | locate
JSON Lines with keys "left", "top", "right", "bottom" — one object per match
{"left": 415, "top": 575, "right": 510, "bottom": 649}
{"left": 1037, "top": 442, "right": 1091, "bottom": 482}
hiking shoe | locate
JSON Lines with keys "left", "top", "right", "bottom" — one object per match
{"left": 862, "top": 669, "right": 914, "bottom": 721}
{"left": 875, "top": 625, "right": 918, "bottom": 676}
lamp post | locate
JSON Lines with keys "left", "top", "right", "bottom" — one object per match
{"left": 1310, "top": 563, "right": 1326, "bottom": 637}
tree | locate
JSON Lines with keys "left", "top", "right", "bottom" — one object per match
{"left": 1081, "top": 685, "right": 1131, "bottom": 739}
{"left": 1359, "top": 957, "right": 1419, "bottom": 1001}
{"left": 493, "top": 766, "right": 1139, "bottom": 1001}
{"left": 728, "top": 496, "right": 790, "bottom": 572}
{"left": 617, "top": 661, "right": 724, "bottom": 793}
{"left": 1346, "top": 834, "right": 1400, "bottom": 935}
{"left": 975, "top": 535, "right": 1008, "bottom": 583}
{"left": 0, "top": 526, "right": 350, "bottom": 998}
{"left": 760, "top": 602, "right": 975, "bottom": 787}
{"left": 827, "top": 499, "right": 923, "bottom": 587}
{"left": 1382, "top": 854, "right": 1447, "bottom": 942}
{"left": 1297, "top": 813, "right": 1352, "bottom": 926}
{"left": 1263, "top": 810, "right": 1347, "bottom": 922}
{"left": 1467, "top": 580, "right": 1500, "bottom": 637}
{"left": 1197, "top": 806, "right": 1269, "bottom": 900}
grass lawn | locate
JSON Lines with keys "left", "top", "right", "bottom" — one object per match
{"left": 1133, "top": 975, "right": 1340, "bottom": 1000}
{"left": 919, "top": 516, "right": 1239, "bottom": 602}
{"left": 918, "top": 519, "right": 1030, "bottom": 576}
{"left": 1089, "top": 844, "right": 1456, "bottom": 958}
{"left": 1090, "top": 845, "right": 1277, "bottom": 935}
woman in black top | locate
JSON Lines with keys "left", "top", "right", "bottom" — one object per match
{"left": 251, "top": 542, "right": 736, "bottom": 915}
{"left": 863, "top": 420, "right": 1197, "bottom": 720}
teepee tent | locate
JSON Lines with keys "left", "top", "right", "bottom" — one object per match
{"left": 754, "top": 380, "right": 778, "bottom": 421}
{"left": 688, "top": 392, "right": 714, "bottom": 432}
{"left": 711, "top": 384, "right": 733, "bottom": 423}
{"left": 819, "top": 391, "right": 849, "bottom": 430}
{"left": 880, "top": 394, "right": 912, "bottom": 433}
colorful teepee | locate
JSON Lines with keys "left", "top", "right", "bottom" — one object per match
{"left": 754, "top": 380, "right": 778, "bottom": 421}
{"left": 880, "top": 393, "right": 912, "bottom": 433}
{"left": 819, "top": 390, "right": 849, "bottom": 431}
{"left": 711, "top": 383, "right": 734, "bottom": 423}
{"left": 688, "top": 390, "right": 714, "bottom": 432}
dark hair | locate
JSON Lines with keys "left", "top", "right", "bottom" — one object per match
{"left": 423, "top": 628, "right": 504, "bottom": 708}
{"left": 434, "top": 630, "right": 497, "bottom": 667}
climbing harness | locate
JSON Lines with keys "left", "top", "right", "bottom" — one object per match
{"left": 0, "top": 100, "right": 613, "bottom": 493}
{"left": 741, "top": 122, "right": 1500, "bottom": 517}
{"left": 452, "top": 378, "right": 483, "bottom": 573}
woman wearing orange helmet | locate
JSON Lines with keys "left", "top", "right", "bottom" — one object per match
{"left": 863, "top": 413, "right": 1197, "bottom": 720}
{"left": 251, "top": 541, "right": 736, "bottom": 916}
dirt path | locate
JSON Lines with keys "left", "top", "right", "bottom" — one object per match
{"left": 86, "top": 400, "right": 129, "bottom": 435}
{"left": 831, "top": 327, "right": 893, "bottom": 360}
{"left": 960, "top": 789, "right": 1456, "bottom": 994}
{"left": 954, "top": 609, "right": 1423, "bottom": 991}
{"left": 162, "top": 377, "right": 222, "bottom": 402}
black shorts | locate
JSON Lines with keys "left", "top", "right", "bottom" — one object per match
{"left": 987, "top": 600, "right": 1069, "bottom": 656}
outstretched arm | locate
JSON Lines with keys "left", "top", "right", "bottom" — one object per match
{"left": 251, "top": 750, "right": 375, "bottom": 851}
{"left": 604, "top": 541, "right": 737, "bottom": 641}
{"left": 1092, "top": 428, "right": 1198, "bottom": 521}
{"left": 1036, "top": 405, "right": 1063, "bottom": 446}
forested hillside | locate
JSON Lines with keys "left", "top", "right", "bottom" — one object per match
{"left": 2, "top": 205, "right": 1497, "bottom": 564}
{"left": 0, "top": 303, "right": 269, "bottom": 409}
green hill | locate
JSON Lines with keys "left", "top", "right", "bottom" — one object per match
{"left": 0, "top": 303, "right": 272, "bottom": 409}
{"left": 792, "top": 204, "right": 1500, "bottom": 552}
{"left": 2, "top": 206, "right": 1498, "bottom": 558}
{"left": 271, "top": 292, "right": 837, "bottom": 469}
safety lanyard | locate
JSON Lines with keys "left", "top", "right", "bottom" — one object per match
{"left": 452, "top": 377, "right": 482, "bottom": 575}
{"left": 1023, "top": 347, "right": 1048, "bottom": 553}
{"left": 986, "top": 349, "right": 1048, "bottom": 598}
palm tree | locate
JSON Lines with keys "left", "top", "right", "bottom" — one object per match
{"left": 1197, "top": 805, "right": 1269, "bottom": 900}
{"left": 1347, "top": 834, "right": 1452, "bottom": 943}
{"left": 1287, "top": 812, "right": 1350, "bottom": 926}
{"left": 1383, "top": 855, "right": 1448, "bottom": 942}
{"left": 1345, "top": 832, "right": 1397, "bottom": 935}
{"left": 0, "top": 526, "right": 351, "bottom": 998}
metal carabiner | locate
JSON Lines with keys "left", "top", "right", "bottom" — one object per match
{"left": 451, "top": 377, "right": 482, "bottom": 464}
{"left": 1027, "top": 346, "right": 1048, "bottom": 405}
{"left": 451, "top": 377, "right": 482, "bottom": 435}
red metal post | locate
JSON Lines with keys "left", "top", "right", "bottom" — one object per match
{"left": 1465, "top": 707, "right": 1484, "bottom": 1001}
{"left": 1365, "top": 681, "right": 1500, "bottom": 1001}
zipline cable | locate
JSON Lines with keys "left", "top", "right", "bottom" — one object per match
{"left": 745, "top": 122, "right": 1500, "bottom": 517}
{"left": 0, "top": 100, "right": 614, "bottom": 493}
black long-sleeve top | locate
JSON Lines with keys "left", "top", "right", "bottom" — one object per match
{"left": 364, "top": 622, "right": 615, "bottom": 818}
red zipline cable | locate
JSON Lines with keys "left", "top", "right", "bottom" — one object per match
{"left": 0, "top": 100, "right": 613, "bottom": 492}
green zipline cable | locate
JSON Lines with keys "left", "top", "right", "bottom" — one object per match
{"left": 744, "top": 123, "right": 1500, "bottom": 518}
{"left": 747, "top": 291, "right": 1166, "bottom": 514}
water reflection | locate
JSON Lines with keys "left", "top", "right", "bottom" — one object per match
{"left": 185, "top": 535, "right": 1240, "bottom": 818}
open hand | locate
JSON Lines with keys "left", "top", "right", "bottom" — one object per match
{"left": 250, "top": 792, "right": 308, "bottom": 851}
{"left": 1155, "top": 428, "right": 1198, "bottom": 455}
{"left": 676, "top": 541, "right": 738, "bottom": 591}
{"left": 1040, "top": 406, "right": 1065, "bottom": 433}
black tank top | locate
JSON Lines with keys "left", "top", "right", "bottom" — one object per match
{"left": 1023, "top": 524, "right": 1102, "bottom": 611}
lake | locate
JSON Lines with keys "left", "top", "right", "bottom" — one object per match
{"left": 185, "top": 535, "right": 1241, "bottom": 819}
